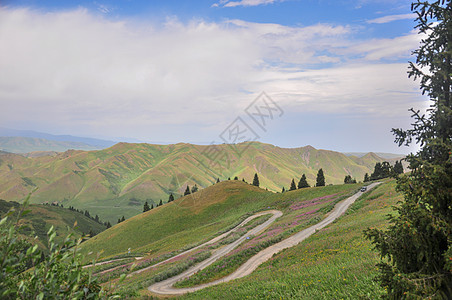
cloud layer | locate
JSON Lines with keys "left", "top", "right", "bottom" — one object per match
{"left": 0, "top": 7, "right": 424, "bottom": 149}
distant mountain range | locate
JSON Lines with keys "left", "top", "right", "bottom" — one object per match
{"left": 0, "top": 127, "right": 116, "bottom": 153}
{"left": 0, "top": 141, "right": 404, "bottom": 222}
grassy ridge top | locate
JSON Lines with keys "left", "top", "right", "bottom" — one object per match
{"left": 0, "top": 142, "right": 399, "bottom": 222}
{"left": 80, "top": 180, "right": 361, "bottom": 263}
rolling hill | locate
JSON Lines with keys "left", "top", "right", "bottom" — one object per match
{"left": 0, "top": 199, "right": 106, "bottom": 251}
{"left": 76, "top": 179, "right": 399, "bottom": 298}
{"left": 0, "top": 142, "right": 403, "bottom": 222}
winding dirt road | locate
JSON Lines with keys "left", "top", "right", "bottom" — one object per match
{"left": 148, "top": 182, "right": 380, "bottom": 296}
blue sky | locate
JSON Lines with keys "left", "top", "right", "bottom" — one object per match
{"left": 0, "top": 0, "right": 424, "bottom": 153}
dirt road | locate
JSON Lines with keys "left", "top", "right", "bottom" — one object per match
{"left": 130, "top": 209, "right": 282, "bottom": 276}
{"left": 148, "top": 182, "right": 380, "bottom": 295}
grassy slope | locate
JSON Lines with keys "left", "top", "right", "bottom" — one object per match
{"left": 180, "top": 180, "right": 400, "bottom": 299}
{"left": 80, "top": 181, "right": 361, "bottom": 266}
{"left": 0, "top": 142, "right": 399, "bottom": 222}
{"left": 0, "top": 199, "right": 106, "bottom": 250}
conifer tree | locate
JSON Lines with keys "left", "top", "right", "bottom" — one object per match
{"left": 151, "top": 204, "right": 154, "bottom": 209}
{"left": 143, "top": 201, "right": 150, "bottom": 212}
{"left": 191, "top": 184, "right": 198, "bottom": 193}
{"left": 121, "top": 216, "right": 125, "bottom": 222}
{"left": 158, "top": 199, "right": 163, "bottom": 206}
{"left": 184, "top": 186, "right": 191, "bottom": 196}
{"left": 364, "top": 173, "right": 370, "bottom": 182}
{"left": 297, "top": 174, "right": 310, "bottom": 189}
{"left": 106, "top": 221, "right": 111, "bottom": 228}
{"left": 252, "top": 173, "right": 260, "bottom": 187}
{"left": 281, "top": 187, "right": 285, "bottom": 193}
{"left": 216, "top": 178, "right": 220, "bottom": 183}
{"left": 365, "top": 1, "right": 452, "bottom": 297}
{"left": 289, "top": 179, "right": 296, "bottom": 191}
{"left": 316, "top": 169, "right": 325, "bottom": 187}
{"left": 168, "top": 193, "right": 174, "bottom": 202}
{"left": 234, "top": 176, "right": 238, "bottom": 180}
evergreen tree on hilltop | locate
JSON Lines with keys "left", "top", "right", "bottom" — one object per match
{"left": 121, "top": 216, "right": 125, "bottom": 222}
{"left": 184, "top": 185, "right": 191, "bottom": 196}
{"left": 316, "top": 169, "right": 325, "bottom": 187}
{"left": 191, "top": 184, "right": 198, "bottom": 193}
{"left": 106, "top": 221, "right": 111, "bottom": 228}
{"left": 216, "top": 178, "right": 220, "bottom": 183}
{"left": 281, "top": 187, "right": 285, "bottom": 193}
{"left": 143, "top": 201, "right": 150, "bottom": 212}
{"left": 297, "top": 174, "right": 310, "bottom": 189}
{"left": 289, "top": 179, "right": 297, "bottom": 191}
{"left": 364, "top": 173, "right": 370, "bottom": 182}
{"left": 365, "top": 1, "right": 452, "bottom": 298}
{"left": 234, "top": 176, "right": 238, "bottom": 180}
{"left": 252, "top": 173, "right": 260, "bottom": 187}
{"left": 168, "top": 193, "right": 174, "bottom": 202}
{"left": 151, "top": 203, "right": 154, "bottom": 209}
{"left": 158, "top": 199, "right": 163, "bottom": 206}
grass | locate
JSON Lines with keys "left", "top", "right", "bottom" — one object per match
{"left": 80, "top": 181, "right": 360, "bottom": 264}
{"left": 0, "top": 199, "right": 106, "bottom": 251}
{"left": 0, "top": 142, "right": 399, "bottom": 223}
{"left": 177, "top": 180, "right": 402, "bottom": 299}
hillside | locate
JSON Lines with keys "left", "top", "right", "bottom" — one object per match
{"left": 0, "top": 142, "right": 402, "bottom": 222}
{"left": 0, "top": 199, "right": 106, "bottom": 250}
{"left": 77, "top": 179, "right": 399, "bottom": 298}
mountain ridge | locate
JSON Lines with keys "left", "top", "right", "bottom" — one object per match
{"left": 0, "top": 141, "right": 403, "bottom": 222}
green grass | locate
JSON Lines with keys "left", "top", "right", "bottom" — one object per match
{"left": 0, "top": 199, "right": 106, "bottom": 251}
{"left": 177, "top": 180, "right": 401, "bottom": 299}
{"left": 80, "top": 181, "right": 360, "bottom": 264}
{"left": 0, "top": 142, "right": 400, "bottom": 223}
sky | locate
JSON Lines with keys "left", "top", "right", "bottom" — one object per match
{"left": 0, "top": 0, "right": 426, "bottom": 154}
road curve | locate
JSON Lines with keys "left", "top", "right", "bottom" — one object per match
{"left": 129, "top": 209, "right": 282, "bottom": 276}
{"left": 148, "top": 182, "right": 381, "bottom": 296}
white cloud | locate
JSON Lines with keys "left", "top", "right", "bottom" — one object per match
{"left": 214, "top": 0, "right": 281, "bottom": 8}
{"left": 367, "top": 13, "right": 414, "bottom": 24}
{"left": 0, "top": 7, "right": 424, "bottom": 143}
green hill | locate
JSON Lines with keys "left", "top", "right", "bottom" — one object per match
{"left": 0, "top": 142, "right": 401, "bottom": 222}
{"left": 76, "top": 179, "right": 399, "bottom": 298}
{"left": 0, "top": 199, "right": 106, "bottom": 250}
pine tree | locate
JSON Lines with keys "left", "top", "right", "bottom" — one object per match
{"left": 252, "top": 173, "right": 259, "bottom": 187}
{"left": 281, "top": 187, "right": 285, "bottom": 193}
{"left": 121, "top": 216, "right": 125, "bottom": 222}
{"left": 315, "top": 169, "right": 325, "bottom": 187}
{"left": 184, "top": 186, "right": 191, "bottom": 196}
{"left": 191, "top": 184, "right": 198, "bottom": 193}
{"left": 168, "top": 193, "right": 174, "bottom": 202}
{"left": 234, "top": 176, "right": 238, "bottom": 180}
{"left": 344, "top": 175, "right": 356, "bottom": 184}
{"left": 158, "top": 199, "right": 163, "bottom": 206}
{"left": 365, "top": 1, "right": 452, "bottom": 297}
{"left": 143, "top": 201, "right": 150, "bottom": 212}
{"left": 289, "top": 179, "right": 297, "bottom": 191}
{"left": 297, "top": 174, "right": 310, "bottom": 189}
{"left": 151, "top": 204, "right": 154, "bottom": 209}
{"left": 364, "top": 173, "right": 370, "bottom": 182}
{"left": 106, "top": 222, "right": 111, "bottom": 228}
{"left": 216, "top": 178, "right": 220, "bottom": 183}
{"left": 117, "top": 218, "right": 121, "bottom": 224}
{"left": 393, "top": 160, "right": 404, "bottom": 175}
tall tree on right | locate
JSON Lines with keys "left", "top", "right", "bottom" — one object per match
{"left": 252, "top": 173, "right": 260, "bottom": 187}
{"left": 315, "top": 169, "right": 325, "bottom": 187}
{"left": 365, "top": 1, "right": 452, "bottom": 298}
{"left": 297, "top": 174, "right": 310, "bottom": 188}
